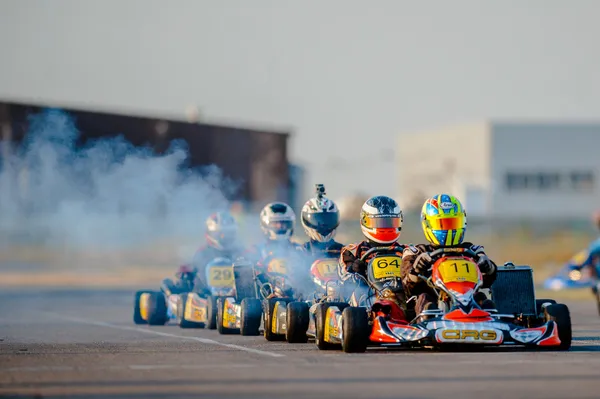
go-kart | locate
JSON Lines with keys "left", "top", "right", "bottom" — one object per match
{"left": 320, "top": 247, "right": 572, "bottom": 353}
{"left": 215, "top": 257, "right": 267, "bottom": 336}
{"left": 133, "top": 258, "right": 236, "bottom": 328}
{"left": 543, "top": 248, "right": 595, "bottom": 291}
{"left": 175, "top": 257, "right": 236, "bottom": 329}
{"left": 267, "top": 252, "right": 343, "bottom": 343}
{"left": 133, "top": 276, "right": 186, "bottom": 326}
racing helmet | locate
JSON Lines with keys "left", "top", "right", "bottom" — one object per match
{"left": 260, "top": 202, "right": 296, "bottom": 241}
{"left": 301, "top": 184, "right": 340, "bottom": 243}
{"left": 205, "top": 211, "right": 239, "bottom": 251}
{"left": 360, "top": 196, "right": 403, "bottom": 245}
{"left": 421, "top": 193, "right": 467, "bottom": 246}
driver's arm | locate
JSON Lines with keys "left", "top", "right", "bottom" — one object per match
{"left": 401, "top": 245, "right": 426, "bottom": 290}
{"left": 338, "top": 244, "right": 364, "bottom": 279}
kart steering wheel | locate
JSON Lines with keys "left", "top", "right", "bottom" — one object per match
{"left": 359, "top": 245, "right": 400, "bottom": 263}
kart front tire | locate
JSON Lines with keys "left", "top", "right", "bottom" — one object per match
{"left": 240, "top": 298, "right": 262, "bottom": 336}
{"left": 133, "top": 290, "right": 148, "bottom": 325}
{"left": 315, "top": 302, "right": 348, "bottom": 350}
{"left": 177, "top": 293, "right": 204, "bottom": 329}
{"left": 205, "top": 295, "right": 218, "bottom": 330}
{"left": 145, "top": 291, "right": 169, "bottom": 326}
{"left": 263, "top": 298, "right": 286, "bottom": 342}
{"left": 544, "top": 303, "right": 572, "bottom": 350}
{"left": 341, "top": 306, "right": 369, "bottom": 353}
{"left": 286, "top": 302, "right": 309, "bottom": 343}
{"left": 216, "top": 298, "right": 237, "bottom": 335}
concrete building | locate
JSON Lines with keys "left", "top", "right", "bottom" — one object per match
{"left": 397, "top": 121, "right": 600, "bottom": 220}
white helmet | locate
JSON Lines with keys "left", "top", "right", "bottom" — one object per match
{"left": 360, "top": 196, "right": 403, "bottom": 245}
{"left": 301, "top": 184, "right": 340, "bottom": 243}
{"left": 259, "top": 202, "right": 296, "bottom": 241}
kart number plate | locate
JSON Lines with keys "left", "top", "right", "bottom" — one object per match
{"left": 267, "top": 258, "right": 287, "bottom": 275}
{"left": 207, "top": 266, "right": 234, "bottom": 287}
{"left": 314, "top": 259, "right": 338, "bottom": 279}
{"left": 437, "top": 258, "right": 479, "bottom": 283}
{"left": 372, "top": 256, "right": 402, "bottom": 279}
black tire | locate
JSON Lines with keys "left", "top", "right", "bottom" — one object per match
{"left": 133, "top": 290, "right": 148, "bottom": 325}
{"left": 263, "top": 298, "right": 287, "bottom": 341}
{"left": 544, "top": 303, "right": 572, "bottom": 350}
{"left": 145, "top": 291, "right": 169, "bottom": 326}
{"left": 594, "top": 290, "right": 600, "bottom": 317}
{"left": 177, "top": 293, "right": 204, "bottom": 329}
{"left": 536, "top": 299, "right": 557, "bottom": 315}
{"left": 286, "top": 302, "right": 310, "bottom": 343}
{"left": 315, "top": 302, "right": 349, "bottom": 350}
{"left": 205, "top": 295, "right": 218, "bottom": 330}
{"left": 240, "top": 298, "right": 262, "bottom": 336}
{"left": 216, "top": 298, "right": 238, "bottom": 335}
{"left": 341, "top": 306, "right": 369, "bottom": 353}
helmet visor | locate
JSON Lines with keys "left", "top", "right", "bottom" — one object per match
{"left": 269, "top": 220, "right": 294, "bottom": 234}
{"left": 363, "top": 215, "right": 401, "bottom": 229}
{"left": 428, "top": 217, "right": 464, "bottom": 230}
{"left": 303, "top": 212, "right": 340, "bottom": 235}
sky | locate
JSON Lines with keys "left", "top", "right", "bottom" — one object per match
{"left": 1, "top": 0, "right": 599, "bottom": 201}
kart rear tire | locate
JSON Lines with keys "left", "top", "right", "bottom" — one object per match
{"left": 286, "top": 302, "right": 309, "bottom": 343}
{"left": 145, "top": 291, "right": 169, "bottom": 326}
{"left": 205, "top": 295, "right": 218, "bottom": 330}
{"left": 177, "top": 293, "right": 204, "bottom": 329}
{"left": 536, "top": 299, "right": 557, "bottom": 315}
{"left": 240, "top": 298, "right": 262, "bottom": 336}
{"left": 315, "top": 302, "right": 349, "bottom": 350}
{"left": 133, "top": 290, "right": 148, "bottom": 325}
{"left": 216, "top": 298, "right": 238, "bottom": 335}
{"left": 544, "top": 303, "right": 572, "bottom": 350}
{"left": 263, "top": 298, "right": 287, "bottom": 341}
{"left": 341, "top": 306, "right": 369, "bottom": 353}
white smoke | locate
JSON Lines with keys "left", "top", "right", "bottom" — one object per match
{"left": 0, "top": 108, "right": 237, "bottom": 253}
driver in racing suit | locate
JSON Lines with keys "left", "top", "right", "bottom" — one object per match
{"left": 570, "top": 210, "right": 600, "bottom": 290}
{"left": 401, "top": 194, "right": 497, "bottom": 316}
{"left": 338, "top": 196, "right": 406, "bottom": 305}
{"left": 163, "top": 211, "right": 245, "bottom": 295}
{"left": 300, "top": 184, "right": 344, "bottom": 258}
{"left": 248, "top": 202, "right": 304, "bottom": 296}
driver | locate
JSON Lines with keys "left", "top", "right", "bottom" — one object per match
{"left": 401, "top": 194, "right": 497, "bottom": 315}
{"left": 300, "top": 184, "right": 344, "bottom": 258}
{"left": 570, "top": 210, "right": 600, "bottom": 283}
{"left": 182, "top": 211, "right": 245, "bottom": 293}
{"left": 249, "top": 202, "right": 304, "bottom": 292}
{"left": 338, "top": 196, "right": 406, "bottom": 303}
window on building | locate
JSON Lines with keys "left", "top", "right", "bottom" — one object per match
{"left": 505, "top": 172, "right": 530, "bottom": 191}
{"left": 536, "top": 172, "right": 561, "bottom": 190}
{"left": 505, "top": 171, "right": 561, "bottom": 191}
{"left": 570, "top": 171, "right": 595, "bottom": 192}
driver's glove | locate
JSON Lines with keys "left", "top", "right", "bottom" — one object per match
{"left": 413, "top": 252, "right": 433, "bottom": 275}
{"left": 350, "top": 259, "right": 366, "bottom": 274}
{"left": 477, "top": 255, "right": 496, "bottom": 274}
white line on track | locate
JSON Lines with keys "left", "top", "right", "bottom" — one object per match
{"left": 2, "top": 364, "right": 256, "bottom": 373}
{"left": 49, "top": 313, "right": 285, "bottom": 358}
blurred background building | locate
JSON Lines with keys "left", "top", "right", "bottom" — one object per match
{"left": 0, "top": 100, "right": 294, "bottom": 212}
{"left": 398, "top": 121, "right": 600, "bottom": 222}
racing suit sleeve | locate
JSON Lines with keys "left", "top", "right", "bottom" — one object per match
{"left": 338, "top": 243, "right": 363, "bottom": 280}
{"left": 469, "top": 245, "right": 497, "bottom": 288}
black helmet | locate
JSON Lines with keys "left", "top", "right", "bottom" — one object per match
{"left": 301, "top": 184, "right": 340, "bottom": 243}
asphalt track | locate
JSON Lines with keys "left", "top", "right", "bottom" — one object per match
{"left": 2, "top": 289, "right": 600, "bottom": 399}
